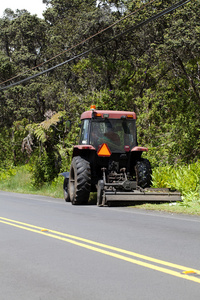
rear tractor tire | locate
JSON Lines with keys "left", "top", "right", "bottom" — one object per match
{"left": 135, "top": 158, "right": 152, "bottom": 188}
{"left": 69, "top": 156, "right": 91, "bottom": 205}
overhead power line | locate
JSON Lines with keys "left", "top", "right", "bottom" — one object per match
{"left": 0, "top": 0, "right": 156, "bottom": 86}
{"left": 0, "top": 0, "right": 192, "bottom": 92}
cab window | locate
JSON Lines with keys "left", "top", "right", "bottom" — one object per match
{"left": 79, "top": 119, "right": 90, "bottom": 144}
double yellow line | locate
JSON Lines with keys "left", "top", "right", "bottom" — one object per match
{"left": 1, "top": 216, "right": 200, "bottom": 284}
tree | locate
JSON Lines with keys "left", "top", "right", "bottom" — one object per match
{"left": 0, "top": 0, "right": 199, "bottom": 178}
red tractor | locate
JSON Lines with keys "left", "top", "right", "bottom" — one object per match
{"left": 62, "top": 106, "right": 181, "bottom": 206}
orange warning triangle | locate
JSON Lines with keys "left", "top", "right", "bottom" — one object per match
{"left": 97, "top": 143, "right": 111, "bottom": 157}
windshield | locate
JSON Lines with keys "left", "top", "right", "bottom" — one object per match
{"left": 90, "top": 119, "right": 137, "bottom": 152}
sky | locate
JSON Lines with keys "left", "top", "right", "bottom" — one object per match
{"left": 0, "top": 0, "right": 47, "bottom": 18}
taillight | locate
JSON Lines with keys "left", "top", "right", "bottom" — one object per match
{"left": 124, "top": 146, "right": 130, "bottom": 152}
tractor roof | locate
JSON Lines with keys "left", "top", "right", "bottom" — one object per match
{"left": 81, "top": 109, "right": 137, "bottom": 120}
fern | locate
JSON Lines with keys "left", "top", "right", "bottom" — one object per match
{"left": 40, "top": 112, "right": 62, "bottom": 131}
{"left": 34, "top": 126, "right": 47, "bottom": 143}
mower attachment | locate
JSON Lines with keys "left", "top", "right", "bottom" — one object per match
{"left": 97, "top": 168, "right": 181, "bottom": 206}
{"left": 101, "top": 188, "right": 181, "bottom": 205}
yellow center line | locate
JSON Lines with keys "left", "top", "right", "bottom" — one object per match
{"left": 1, "top": 217, "right": 200, "bottom": 284}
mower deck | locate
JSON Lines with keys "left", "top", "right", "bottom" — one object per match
{"left": 100, "top": 188, "right": 181, "bottom": 206}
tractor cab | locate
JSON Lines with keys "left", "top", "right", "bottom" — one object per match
{"left": 79, "top": 107, "right": 138, "bottom": 153}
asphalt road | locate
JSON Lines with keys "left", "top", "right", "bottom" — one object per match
{"left": 0, "top": 191, "right": 200, "bottom": 300}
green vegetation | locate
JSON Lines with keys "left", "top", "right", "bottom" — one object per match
{"left": 142, "top": 162, "right": 200, "bottom": 215}
{"left": 0, "top": 165, "right": 64, "bottom": 198}
{"left": 0, "top": 1, "right": 200, "bottom": 215}
{"left": 0, "top": 163, "right": 200, "bottom": 215}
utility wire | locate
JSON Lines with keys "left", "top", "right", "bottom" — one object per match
{"left": 0, "top": 0, "right": 156, "bottom": 86}
{"left": 0, "top": 0, "right": 192, "bottom": 92}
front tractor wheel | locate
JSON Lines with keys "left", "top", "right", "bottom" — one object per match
{"left": 63, "top": 178, "right": 70, "bottom": 202}
{"left": 97, "top": 180, "right": 104, "bottom": 206}
{"left": 69, "top": 156, "right": 91, "bottom": 205}
{"left": 135, "top": 159, "right": 152, "bottom": 188}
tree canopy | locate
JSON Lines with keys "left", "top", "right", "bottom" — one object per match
{"left": 0, "top": 0, "right": 199, "bottom": 184}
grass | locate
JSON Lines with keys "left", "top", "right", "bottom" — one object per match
{"left": 0, "top": 163, "right": 200, "bottom": 215}
{"left": 133, "top": 200, "right": 200, "bottom": 215}
{"left": 0, "top": 165, "right": 64, "bottom": 199}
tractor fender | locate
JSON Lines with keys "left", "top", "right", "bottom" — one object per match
{"left": 131, "top": 146, "right": 148, "bottom": 152}
{"left": 73, "top": 145, "right": 96, "bottom": 157}
{"left": 73, "top": 145, "right": 96, "bottom": 150}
